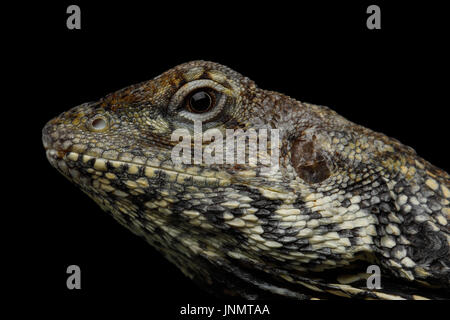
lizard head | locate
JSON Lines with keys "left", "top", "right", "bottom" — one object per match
{"left": 43, "top": 61, "right": 450, "bottom": 299}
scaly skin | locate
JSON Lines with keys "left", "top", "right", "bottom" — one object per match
{"left": 42, "top": 61, "right": 450, "bottom": 299}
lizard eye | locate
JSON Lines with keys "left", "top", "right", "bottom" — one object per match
{"left": 185, "top": 89, "right": 216, "bottom": 114}
{"left": 169, "top": 79, "right": 230, "bottom": 122}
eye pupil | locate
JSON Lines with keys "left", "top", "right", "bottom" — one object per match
{"left": 189, "top": 91, "right": 212, "bottom": 113}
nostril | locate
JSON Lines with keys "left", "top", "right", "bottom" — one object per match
{"left": 92, "top": 118, "right": 106, "bottom": 130}
{"left": 88, "top": 115, "right": 109, "bottom": 132}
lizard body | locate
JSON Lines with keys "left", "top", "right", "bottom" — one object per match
{"left": 42, "top": 61, "right": 450, "bottom": 299}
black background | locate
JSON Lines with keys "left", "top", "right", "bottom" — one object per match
{"left": 9, "top": 0, "right": 449, "bottom": 317}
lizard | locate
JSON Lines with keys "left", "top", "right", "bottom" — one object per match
{"left": 42, "top": 61, "right": 450, "bottom": 300}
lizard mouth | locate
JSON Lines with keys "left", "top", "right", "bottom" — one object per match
{"left": 42, "top": 117, "right": 231, "bottom": 188}
{"left": 45, "top": 148, "right": 230, "bottom": 189}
